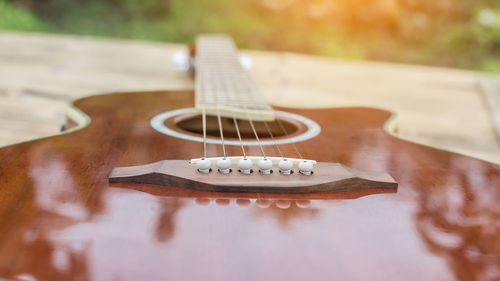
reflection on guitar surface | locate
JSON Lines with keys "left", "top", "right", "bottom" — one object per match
{"left": 0, "top": 34, "right": 498, "bottom": 281}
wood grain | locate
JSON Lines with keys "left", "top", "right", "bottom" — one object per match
{"left": 0, "top": 90, "right": 498, "bottom": 281}
{"left": 0, "top": 32, "right": 499, "bottom": 163}
{"left": 479, "top": 76, "right": 500, "bottom": 142}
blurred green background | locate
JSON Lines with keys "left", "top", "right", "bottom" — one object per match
{"left": 1, "top": 0, "right": 500, "bottom": 72}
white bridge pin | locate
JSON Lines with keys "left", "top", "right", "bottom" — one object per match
{"left": 196, "top": 158, "right": 211, "bottom": 173}
{"left": 278, "top": 158, "right": 293, "bottom": 175}
{"left": 217, "top": 158, "right": 232, "bottom": 174}
{"left": 258, "top": 158, "right": 273, "bottom": 174}
{"left": 298, "top": 160, "right": 314, "bottom": 175}
{"left": 238, "top": 158, "right": 253, "bottom": 174}
{"left": 192, "top": 157, "right": 317, "bottom": 176}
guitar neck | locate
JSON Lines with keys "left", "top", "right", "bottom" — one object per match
{"left": 195, "top": 34, "right": 275, "bottom": 121}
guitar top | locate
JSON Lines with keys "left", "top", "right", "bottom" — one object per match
{"left": 0, "top": 35, "right": 498, "bottom": 281}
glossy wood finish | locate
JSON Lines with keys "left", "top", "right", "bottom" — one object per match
{"left": 0, "top": 91, "right": 499, "bottom": 281}
{"left": 2, "top": 32, "right": 500, "bottom": 163}
{"left": 108, "top": 160, "right": 398, "bottom": 193}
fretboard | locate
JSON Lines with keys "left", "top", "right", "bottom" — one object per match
{"left": 195, "top": 34, "right": 275, "bottom": 121}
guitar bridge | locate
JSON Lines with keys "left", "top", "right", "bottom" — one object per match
{"left": 108, "top": 160, "right": 397, "bottom": 193}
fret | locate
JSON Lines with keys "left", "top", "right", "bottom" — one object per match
{"left": 195, "top": 34, "right": 275, "bottom": 121}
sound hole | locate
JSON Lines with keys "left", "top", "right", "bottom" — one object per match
{"left": 176, "top": 115, "right": 298, "bottom": 139}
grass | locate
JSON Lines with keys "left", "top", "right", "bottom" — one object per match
{"left": 0, "top": 0, "right": 44, "bottom": 31}
{"left": 1, "top": 0, "right": 499, "bottom": 72}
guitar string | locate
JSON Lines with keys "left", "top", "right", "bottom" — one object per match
{"left": 225, "top": 55, "right": 268, "bottom": 160}
{"left": 199, "top": 38, "right": 273, "bottom": 161}
{"left": 202, "top": 107, "right": 207, "bottom": 159}
{"left": 269, "top": 55, "right": 303, "bottom": 160}
{"left": 216, "top": 59, "right": 234, "bottom": 160}
{"left": 232, "top": 116, "right": 247, "bottom": 159}
{"left": 216, "top": 110, "right": 227, "bottom": 159}
{"left": 201, "top": 71, "right": 298, "bottom": 162}
{"left": 276, "top": 117, "right": 303, "bottom": 159}
{"left": 263, "top": 121, "right": 284, "bottom": 158}
{"left": 218, "top": 54, "right": 254, "bottom": 161}
{"left": 247, "top": 113, "right": 267, "bottom": 158}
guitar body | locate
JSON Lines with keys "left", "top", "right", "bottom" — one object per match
{"left": 0, "top": 90, "right": 498, "bottom": 281}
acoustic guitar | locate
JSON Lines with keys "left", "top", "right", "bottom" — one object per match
{"left": 0, "top": 34, "right": 498, "bottom": 281}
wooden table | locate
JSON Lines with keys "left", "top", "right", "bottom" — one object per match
{"left": 0, "top": 31, "right": 498, "bottom": 163}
